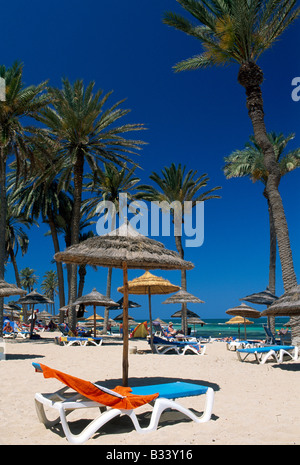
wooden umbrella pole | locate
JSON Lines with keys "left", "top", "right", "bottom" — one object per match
{"left": 148, "top": 287, "right": 153, "bottom": 351}
{"left": 122, "top": 261, "right": 129, "bottom": 387}
{"left": 93, "top": 305, "right": 96, "bottom": 337}
{"left": 244, "top": 317, "right": 247, "bottom": 340}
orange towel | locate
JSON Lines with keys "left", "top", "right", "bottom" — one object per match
{"left": 39, "top": 364, "right": 159, "bottom": 410}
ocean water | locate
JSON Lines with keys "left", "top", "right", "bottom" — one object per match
{"left": 124, "top": 317, "right": 291, "bottom": 340}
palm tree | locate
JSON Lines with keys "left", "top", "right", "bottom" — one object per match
{"left": 163, "top": 0, "right": 300, "bottom": 342}
{"left": 5, "top": 200, "right": 34, "bottom": 288}
{"left": 20, "top": 267, "right": 38, "bottom": 293}
{"left": 8, "top": 167, "right": 71, "bottom": 313}
{"left": 84, "top": 163, "right": 141, "bottom": 332}
{"left": 41, "top": 270, "right": 58, "bottom": 315}
{"left": 0, "top": 62, "right": 49, "bottom": 334}
{"left": 224, "top": 132, "right": 300, "bottom": 331}
{"left": 137, "top": 163, "right": 221, "bottom": 334}
{"left": 37, "top": 78, "right": 146, "bottom": 331}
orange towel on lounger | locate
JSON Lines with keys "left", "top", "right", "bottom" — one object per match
{"left": 39, "top": 364, "right": 159, "bottom": 410}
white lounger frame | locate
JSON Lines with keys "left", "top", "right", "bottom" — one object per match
{"left": 237, "top": 346, "right": 299, "bottom": 364}
{"left": 34, "top": 384, "right": 214, "bottom": 445}
{"left": 59, "top": 337, "right": 103, "bottom": 347}
{"left": 153, "top": 342, "right": 206, "bottom": 355}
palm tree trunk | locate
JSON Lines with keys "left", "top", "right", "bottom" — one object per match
{"left": 0, "top": 150, "right": 7, "bottom": 336}
{"left": 68, "top": 153, "right": 84, "bottom": 332}
{"left": 175, "top": 234, "right": 188, "bottom": 335}
{"left": 238, "top": 62, "right": 299, "bottom": 345}
{"left": 238, "top": 62, "right": 297, "bottom": 291}
{"left": 78, "top": 265, "right": 86, "bottom": 298}
{"left": 48, "top": 212, "right": 65, "bottom": 323}
{"left": 8, "top": 247, "right": 21, "bottom": 288}
{"left": 264, "top": 190, "right": 276, "bottom": 334}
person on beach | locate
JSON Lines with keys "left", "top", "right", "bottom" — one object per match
{"left": 3, "top": 321, "right": 13, "bottom": 333}
{"left": 166, "top": 322, "right": 179, "bottom": 336}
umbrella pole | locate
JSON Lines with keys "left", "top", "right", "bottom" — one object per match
{"left": 122, "top": 262, "right": 129, "bottom": 387}
{"left": 29, "top": 305, "right": 35, "bottom": 339}
{"left": 93, "top": 305, "right": 96, "bottom": 337}
{"left": 148, "top": 288, "right": 153, "bottom": 352}
{"left": 244, "top": 318, "right": 247, "bottom": 340}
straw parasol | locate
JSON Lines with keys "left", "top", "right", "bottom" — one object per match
{"left": 187, "top": 316, "right": 206, "bottom": 335}
{"left": 240, "top": 287, "right": 278, "bottom": 306}
{"left": 108, "top": 297, "right": 140, "bottom": 310}
{"left": 226, "top": 303, "right": 261, "bottom": 339}
{"left": 260, "top": 285, "right": 300, "bottom": 317}
{"left": 17, "top": 290, "right": 54, "bottom": 339}
{"left": 171, "top": 308, "right": 201, "bottom": 318}
{"left": 162, "top": 289, "right": 204, "bottom": 305}
{"left": 54, "top": 221, "right": 194, "bottom": 386}
{"left": 38, "top": 310, "right": 53, "bottom": 321}
{"left": 73, "top": 289, "right": 119, "bottom": 337}
{"left": 260, "top": 285, "right": 300, "bottom": 345}
{"left": 162, "top": 289, "right": 204, "bottom": 335}
{"left": 226, "top": 315, "right": 254, "bottom": 339}
{"left": 0, "top": 279, "right": 27, "bottom": 298}
{"left": 117, "top": 270, "right": 180, "bottom": 349}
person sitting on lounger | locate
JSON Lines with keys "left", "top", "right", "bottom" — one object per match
{"left": 166, "top": 322, "right": 180, "bottom": 336}
{"left": 3, "top": 321, "right": 13, "bottom": 333}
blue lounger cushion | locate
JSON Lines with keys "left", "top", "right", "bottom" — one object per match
{"left": 130, "top": 381, "right": 208, "bottom": 399}
{"left": 238, "top": 345, "right": 294, "bottom": 354}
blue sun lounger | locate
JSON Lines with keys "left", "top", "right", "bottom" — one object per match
{"left": 56, "top": 336, "right": 103, "bottom": 346}
{"left": 32, "top": 362, "right": 214, "bottom": 444}
{"left": 150, "top": 336, "right": 206, "bottom": 355}
{"left": 237, "top": 345, "right": 298, "bottom": 364}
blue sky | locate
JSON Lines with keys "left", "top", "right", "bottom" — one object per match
{"left": 2, "top": 0, "right": 300, "bottom": 321}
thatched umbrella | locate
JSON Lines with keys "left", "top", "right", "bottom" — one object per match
{"left": 38, "top": 310, "right": 53, "bottom": 321}
{"left": 108, "top": 297, "right": 141, "bottom": 310}
{"left": 0, "top": 280, "right": 27, "bottom": 298}
{"left": 187, "top": 316, "right": 206, "bottom": 335}
{"left": 54, "top": 221, "right": 194, "bottom": 386}
{"left": 162, "top": 289, "right": 204, "bottom": 305}
{"left": 117, "top": 270, "right": 180, "bottom": 349}
{"left": 171, "top": 308, "right": 201, "bottom": 318}
{"left": 240, "top": 287, "right": 278, "bottom": 305}
{"left": 260, "top": 285, "right": 300, "bottom": 345}
{"left": 73, "top": 289, "right": 119, "bottom": 337}
{"left": 162, "top": 289, "right": 204, "bottom": 334}
{"left": 226, "top": 315, "right": 254, "bottom": 339}
{"left": 17, "top": 290, "right": 54, "bottom": 339}
{"left": 226, "top": 303, "right": 261, "bottom": 339}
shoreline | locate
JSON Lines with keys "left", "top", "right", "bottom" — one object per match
{"left": 1, "top": 331, "right": 299, "bottom": 445}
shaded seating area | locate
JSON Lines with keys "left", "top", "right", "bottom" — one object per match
{"left": 236, "top": 345, "right": 298, "bottom": 364}
{"left": 32, "top": 362, "right": 214, "bottom": 445}
{"left": 150, "top": 335, "right": 206, "bottom": 355}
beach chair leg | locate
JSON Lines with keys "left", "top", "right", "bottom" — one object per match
{"left": 58, "top": 404, "right": 123, "bottom": 445}
{"left": 278, "top": 347, "right": 299, "bottom": 363}
{"left": 259, "top": 350, "right": 278, "bottom": 364}
{"left": 138, "top": 387, "right": 214, "bottom": 433}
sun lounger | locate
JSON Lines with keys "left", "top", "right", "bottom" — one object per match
{"left": 56, "top": 336, "right": 103, "bottom": 346}
{"left": 226, "top": 340, "right": 262, "bottom": 351}
{"left": 237, "top": 345, "right": 298, "bottom": 364}
{"left": 32, "top": 362, "right": 214, "bottom": 444}
{"left": 151, "top": 336, "right": 206, "bottom": 355}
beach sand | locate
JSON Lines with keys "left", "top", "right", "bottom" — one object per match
{"left": 1, "top": 332, "right": 299, "bottom": 446}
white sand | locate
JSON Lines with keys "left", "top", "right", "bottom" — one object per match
{"left": 0, "top": 332, "right": 299, "bottom": 445}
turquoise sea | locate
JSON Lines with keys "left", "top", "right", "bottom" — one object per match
{"left": 117, "top": 317, "right": 291, "bottom": 340}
